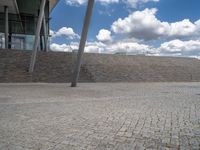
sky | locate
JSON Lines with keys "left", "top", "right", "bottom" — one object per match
{"left": 50, "top": 0, "right": 200, "bottom": 58}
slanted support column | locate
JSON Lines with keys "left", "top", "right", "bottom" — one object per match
{"left": 71, "top": 0, "right": 94, "bottom": 87}
{"left": 29, "top": 0, "right": 46, "bottom": 73}
{"left": 4, "top": 6, "right": 9, "bottom": 49}
{"left": 43, "top": 16, "right": 48, "bottom": 52}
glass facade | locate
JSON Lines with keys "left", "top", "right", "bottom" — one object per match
{"left": 0, "top": 0, "right": 50, "bottom": 51}
{"left": 0, "top": 32, "right": 36, "bottom": 50}
{"left": 0, "top": 33, "right": 4, "bottom": 49}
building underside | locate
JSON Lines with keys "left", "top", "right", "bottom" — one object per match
{"left": 0, "top": 0, "right": 58, "bottom": 51}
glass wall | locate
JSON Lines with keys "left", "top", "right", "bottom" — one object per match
{"left": 11, "top": 34, "right": 35, "bottom": 50}
{"left": 0, "top": 33, "right": 5, "bottom": 49}
{"left": 0, "top": 32, "right": 36, "bottom": 50}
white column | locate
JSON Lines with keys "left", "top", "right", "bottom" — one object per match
{"left": 43, "top": 16, "right": 48, "bottom": 52}
{"left": 71, "top": 0, "right": 95, "bottom": 87}
{"left": 29, "top": 0, "right": 46, "bottom": 73}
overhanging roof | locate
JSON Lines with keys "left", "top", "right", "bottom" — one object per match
{"left": 0, "top": 0, "right": 59, "bottom": 15}
{"left": 0, "top": 0, "right": 20, "bottom": 14}
{"left": 0, "top": 0, "right": 59, "bottom": 35}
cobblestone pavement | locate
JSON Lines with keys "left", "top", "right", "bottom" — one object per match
{"left": 0, "top": 83, "right": 200, "bottom": 150}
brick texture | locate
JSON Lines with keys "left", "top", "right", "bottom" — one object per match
{"left": 0, "top": 49, "right": 93, "bottom": 83}
{"left": 1, "top": 49, "right": 200, "bottom": 83}
{"left": 83, "top": 54, "right": 200, "bottom": 82}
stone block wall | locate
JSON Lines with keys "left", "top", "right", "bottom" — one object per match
{"left": 83, "top": 54, "right": 200, "bottom": 82}
{"left": 1, "top": 49, "right": 200, "bottom": 83}
{"left": 0, "top": 49, "right": 93, "bottom": 83}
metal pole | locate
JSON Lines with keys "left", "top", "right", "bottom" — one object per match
{"left": 71, "top": 0, "right": 94, "bottom": 87}
{"left": 29, "top": 0, "right": 46, "bottom": 73}
{"left": 43, "top": 16, "right": 48, "bottom": 52}
{"left": 4, "top": 6, "right": 8, "bottom": 49}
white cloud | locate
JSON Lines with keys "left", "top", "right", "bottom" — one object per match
{"left": 51, "top": 27, "right": 79, "bottom": 39}
{"left": 122, "top": 0, "right": 159, "bottom": 8}
{"left": 65, "top": 0, "right": 86, "bottom": 6}
{"left": 195, "top": 19, "right": 200, "bottom": 28}
{"left": 65, "top": 0, "right": 158, "bottom": 7}
{"left": 111, "top": 8, "right": 200, "bottom": 41}
{"left": 85, "top": 41, "right": 106, "bottom": 53}
{"left": 106, "top": 41, "right": 156, "bottom": 54}
{"left": 84, "top": 40, "right": 154, "bottom": 54}
{"left": 50, "top": 39, "right": 156, "bottom": 55}
{"left": 50, "top": 30, "right": 55, "bottom": 37}
{"left": 65, "top": 0, "right": 119, "bottom": 6}
{"left": 50, "top": 43, "right": 78, "bottom": 52}
{"left": 50, "top": 38, "right": 200, "bottom": 59}
{"left": 99, "top": 0, "right": 119, "bottom": 4}
{"left": 96, "top": 29, "right": 112, "bottom": 42}
{"left": 159, "top": 39, "right": 200, "bottom": 56}
{"left": 195, "top": 19, "right": 200, "bottom": 36}
{"left": 169, "top": 19, "right": 196, "bottom": 37}
{"left": 50, "top": 42, "right": 106, "bottom": 53}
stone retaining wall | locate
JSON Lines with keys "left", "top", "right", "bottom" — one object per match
{"left": 1, "top": 49, "right": 200, "bottom": 83}
{"left": 0, "top": 49, "right": 93, "bottom": 83}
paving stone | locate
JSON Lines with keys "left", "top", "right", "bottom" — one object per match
{"left": 0, "top": 82, "right": 200, "bottom": 149}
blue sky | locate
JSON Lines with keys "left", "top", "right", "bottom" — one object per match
{"left": 50, "top": 0, "right": 200, "bottom": 58}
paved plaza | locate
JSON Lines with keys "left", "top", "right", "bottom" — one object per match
{"left": 0, "top": 82, "right": 200, "bottom": 150}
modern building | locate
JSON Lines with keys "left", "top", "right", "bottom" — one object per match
{"left": 0, "top": 0, "right": 94, "bottom": 87}
{"left": 0, "top": 0, "right": 59, "bottom": 51}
